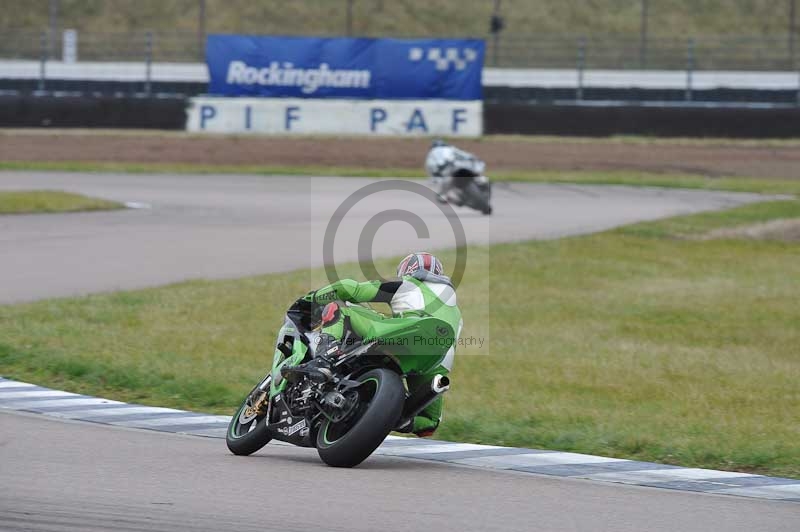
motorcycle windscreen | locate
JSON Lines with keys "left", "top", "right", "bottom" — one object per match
{"left": 270, "top": 316, "right": 310, "bottom": 396}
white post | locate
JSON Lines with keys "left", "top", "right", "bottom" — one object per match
{"left": 62, "top": 29, "right": 77, "bottom": 63}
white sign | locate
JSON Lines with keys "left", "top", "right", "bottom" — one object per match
{"left": 62, "top": 29, "right": 78, "bottom": 64}
{"left": 186, "top": 97, "right": 482, "bottom": 137}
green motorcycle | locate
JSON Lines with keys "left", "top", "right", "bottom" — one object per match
{"left": 226, "top": 297, "right": 452, "bottom": 467}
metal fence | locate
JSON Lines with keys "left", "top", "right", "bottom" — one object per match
{"left": 2, "top": 29, "right": 800, "bottom": 105}
{"left": 0, "top": 30, "right": 202, "bottom": 63}
{"left": 1, "top": 29, "right": 799, "bottom": 71}
{"left": 490, "top": 35, "right": 798, "bottom": 71}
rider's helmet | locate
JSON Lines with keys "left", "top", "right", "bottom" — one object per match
{"left": 397, "top": 252, "right": 444, "bottom": 277}
{"left": 430, "top": 138, "right": 448, "bottom": 149}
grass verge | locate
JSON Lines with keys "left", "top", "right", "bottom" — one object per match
{"left": 2, "top": 160, "right": 799, "bottom": 196}
{"left": 0, "top": 190, "right": 123, "bottom": 215}
{"left": 1, "top": 199, "right": 798, "bottom": 477}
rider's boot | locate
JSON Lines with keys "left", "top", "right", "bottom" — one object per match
{"left": 393, "top": 393, "right": 443, "bottom": 437}
{"left": 280, "top": 356, "right": 333, "bottom": 384}
{"left": 410, "top": 416, "right": 439, "bottom": 438}
{"left": 446, "top": 188, "right": 464, "bottom": 207}
{"left": 394, "top": 415, "right": 439, "bottom": 438}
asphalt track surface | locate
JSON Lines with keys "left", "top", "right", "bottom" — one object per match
{"left": 1, "top": 172, "right": 794, "bottom": 531}
{"left": 2, "top": 410, "right": 798, "bottom": 532}
{"left": 0, "top": 171, "right": 775, "bottom": 303}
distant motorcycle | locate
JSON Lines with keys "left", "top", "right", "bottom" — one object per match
{"left": 425, "top": 140, "right": 493, "bottom": 215}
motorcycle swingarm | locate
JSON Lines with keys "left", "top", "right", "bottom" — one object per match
{"left": 265, "top": 394, "right": 315, "bottom": 448}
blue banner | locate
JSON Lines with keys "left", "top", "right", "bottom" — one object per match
{"left": 206, "top": 35, "right": 484, "bottom": 100}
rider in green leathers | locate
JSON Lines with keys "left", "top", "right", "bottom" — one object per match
{"left": 295, "top": 252, "right": 462, "bottom": 438}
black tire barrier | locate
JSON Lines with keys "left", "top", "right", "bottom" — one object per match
{"left": 484, "top": 86, "right": 800, "bottom": 105}
{"left": 0, "top": 79, "right": 207, "bottom": 96}
{"left": 484, "top": 102, "right": 800, "bottom": 138}
{"left": 0, "top": 94, "right": 187, "bottom": 129}
{"left": 2, "top": 94, "right": 800, "bottom": 138}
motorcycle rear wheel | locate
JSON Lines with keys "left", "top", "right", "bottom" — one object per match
{"left": 316, "top": 368, "right": 404, "bottom": 468}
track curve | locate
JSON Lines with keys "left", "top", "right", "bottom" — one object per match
{"left": 0, "top": 171, "right": 776, "bottom": 303}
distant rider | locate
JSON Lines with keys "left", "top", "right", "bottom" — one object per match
{"left": 284, "top": 252, "right": 462, "bottom": 438}
{"left": 425, "top": 139, "right": 487, "bottom": 205}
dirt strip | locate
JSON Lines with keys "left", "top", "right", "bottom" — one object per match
{"left": 2, "top": 132, "right": 799, "bottom": 178}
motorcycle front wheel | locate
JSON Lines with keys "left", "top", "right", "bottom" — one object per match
{"left": 316, "top": 368, "right": 404, "bottom": 468}
{"left": 226, "top": 381, "right": 272, "bottom": 456}
{"left": 465, "top": 181, "right": 492, "bottom": 215}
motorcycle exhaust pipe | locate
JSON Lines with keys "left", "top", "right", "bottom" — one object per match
{"left": 431, "top": 374, "right": 450, "bottom": 394}
{"left": 399, "top": 375, "right": 450, "bottom": 425}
